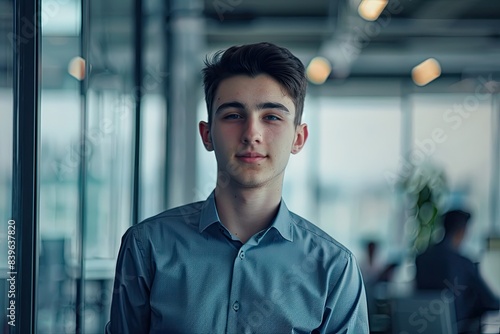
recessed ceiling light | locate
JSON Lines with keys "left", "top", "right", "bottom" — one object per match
{"left": 306, "top": 57, "right": 332, "bottom": 85}
{"left": 412, "top": 58, "right": 441, "bottom": 86}
{"left": 358, "top": 0, "right": 388, "bottom": 21}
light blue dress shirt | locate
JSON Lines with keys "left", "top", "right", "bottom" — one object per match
{"left": 107, "top": 192, "right": 369, "bottom": 333}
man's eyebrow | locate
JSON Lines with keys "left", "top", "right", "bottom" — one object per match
{"left": 214, "top": 101, "right": 290, "bottom": 114}
{"left": 257, "top": 102, "right": 290, "bottom": 113}
{"left": 215, "top": 101, "right": 245, "bottom": 114}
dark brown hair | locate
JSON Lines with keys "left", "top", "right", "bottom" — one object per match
{"left": 202, "top": 42, "right": 307, "bottom": 126}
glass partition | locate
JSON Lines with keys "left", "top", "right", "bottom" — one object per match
{"left": 38, "top": 0, "right": 81, "bottom": 331}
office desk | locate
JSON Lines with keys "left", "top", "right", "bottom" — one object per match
{"left": 479, "top": 249, "right": 500, "bottom": 334}
{"left": 482, "top": 310, "right": 500, "bottom": 334}
{"left": 67, "top": 258, "right": 116, "bottom": 332}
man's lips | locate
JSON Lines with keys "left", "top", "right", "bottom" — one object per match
{"left": 236, "top": 152, "right": 266, "bottom": 163}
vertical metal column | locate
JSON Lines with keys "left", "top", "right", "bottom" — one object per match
{"left": 132, "top": 0, "right": 143, "bottom": 225}
{"left": 11, "top": 0, "right": 40, "bottom": 332}
{"left": 76, "top": 0, "right": 90, "bottom": 331}
{"left": 490, "top": 94, "right": 500, "bottom": 235}
{"left": 164, "top": 0, "right": 172, "bottom": 209}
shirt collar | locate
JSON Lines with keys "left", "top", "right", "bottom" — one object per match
{"left": 198, "top": 191, "right": 221, "bottom": 233}
{"left": 271, "top": 199, "right": 293, "bottom": 242}
{"left": 198, "top": 191, "right": 293, "bottom": 242}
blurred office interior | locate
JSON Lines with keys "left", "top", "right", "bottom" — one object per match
{"left": 1, "top": 0, "right": 500, "bottom": 332}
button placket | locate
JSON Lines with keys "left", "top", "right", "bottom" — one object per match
{"left": 226, "top": 245, "right": 245, "bottom": 331}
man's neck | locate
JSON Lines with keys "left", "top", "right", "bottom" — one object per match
{"left": 214, "top": 185, "right": 282, "bottom": 244}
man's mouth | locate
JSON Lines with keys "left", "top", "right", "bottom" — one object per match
{"left": 236, "top": 152, "right": 266, "bottom": 163}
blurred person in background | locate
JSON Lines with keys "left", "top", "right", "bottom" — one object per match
{"left": 415, "top": 209, "right": 500, "bottom": 334}
{"left": 360, "top": 240, "right": 399, "bottom": 332}
{"left": 360, "top": 241, "right": 384, "bottom": 284}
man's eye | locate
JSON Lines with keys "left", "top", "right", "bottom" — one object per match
{"left": 264, "top": 115, "right": 281, "bottom": 121}
{"left": 224, "top": 114, "right": 242, "bottom": 120}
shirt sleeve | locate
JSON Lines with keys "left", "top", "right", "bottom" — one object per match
{"left": 317, "top": 253, "right": 370, "bottom": 333}
{"left": 106, "top": 225, "right": 152, "bottom": 333}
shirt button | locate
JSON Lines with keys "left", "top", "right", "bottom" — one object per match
{"left": 239, "top": 251, "right": 245, "bottom": 259}
{"left": 233, "top": 301, "right": 240, "bottom": 312}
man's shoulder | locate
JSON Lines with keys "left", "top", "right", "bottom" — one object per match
{"left": 130, "top": 200, "right": 206, "bottom": 233}
{"left": 417, "top": 243, "right": 474, "bottom": 266}
{"left": 452, "top": 250, "right": 476, "bottom": 269}
{"left": 288, "top": 211, "right": 355, "bottom": 260}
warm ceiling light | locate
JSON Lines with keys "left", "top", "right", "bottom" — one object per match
{"left": 306, "top": 57, "right": 332, "bottom": 85}
{"left": 68, "top": 56, "right": 86, "bottom": 81}
{"left": 412, "top": 58, "right": 441, "bottom": 86}
{"left": 358, "top": 0, "right": 388, "bottom": 21}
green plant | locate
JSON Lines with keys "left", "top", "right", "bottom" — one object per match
{"left": 400, "top": 162, "right": 448, "bottom": 254}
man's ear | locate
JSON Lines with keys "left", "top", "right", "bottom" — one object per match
{"left": 199, "top": 121, "right": 213, "bottom": 151}
{"left": 291, "top": 123, "right": 308, "bottom": 154}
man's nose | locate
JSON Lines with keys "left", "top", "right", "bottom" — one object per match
{"left": 241, "top": 117, "right": 262, "bottom": 144}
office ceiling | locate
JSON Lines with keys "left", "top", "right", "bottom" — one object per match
{"left": 202, "top": 0, "right": 500, "bottom": 80}
{"left": 1, "top": 0, "right": 500, "bottom": 88}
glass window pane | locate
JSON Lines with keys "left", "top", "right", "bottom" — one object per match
{"left": 316, "top": 96, "right": 402, "bottom": 257}
{"left": 411, "top": 93, "right": 493, "bottom": 257}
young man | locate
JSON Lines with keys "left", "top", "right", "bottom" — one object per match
{"left": 107, "top": 42, "right": 368, "bottom": 333}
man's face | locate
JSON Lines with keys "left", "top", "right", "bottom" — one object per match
{"left": 199, "top": 74, "right": 308, "bottom": 189}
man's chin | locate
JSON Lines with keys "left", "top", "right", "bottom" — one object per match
{"left": 226, "top": 174, "right": 270, "bottom": 189}
{"left": 235, "top": 178, "right": 266, "bottom": 189}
